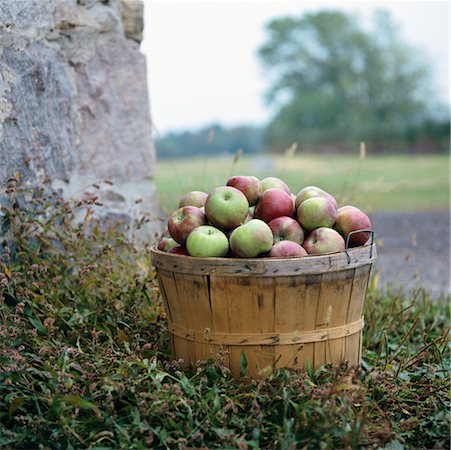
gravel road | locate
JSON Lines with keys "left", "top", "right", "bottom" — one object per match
{"left": 370, "top": 210, "right": 450, "bottom": 297}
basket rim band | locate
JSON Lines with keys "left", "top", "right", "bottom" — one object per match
{"left": 167, "top": 317, "right": 364, "bottom": 346}
{"left": 150, "top": 244, "right": 377, "bottom": 277}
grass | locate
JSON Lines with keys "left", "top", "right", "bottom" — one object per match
{"left": 154, "top": 153, "right": 450, "bottom": 214}
{"left": 0, "top": 179, "right": 450, "bottom": 449}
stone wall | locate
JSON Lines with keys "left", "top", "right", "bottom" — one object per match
{"left": 0, "top": 0, "right": 159, "bottom": 240}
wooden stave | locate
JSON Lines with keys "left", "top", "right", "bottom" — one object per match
{"left": 150, "top": 244, "right": 377, "bottom": 277}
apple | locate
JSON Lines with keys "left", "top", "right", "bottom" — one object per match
{"left": 226, "top": 175, "right": 262, "bottom": 206}
{"left": 254, "top": 188, "right": 294, "bottom": 223}
{"left": 157, "top": 236, "right": 179, "bottom": 252}
{"left": 268, "top": 241, "right": 308, "bottom": 258}
{"left": 229, "top": 219, "right": 273, "bottom": 258}
{"left": 178, "top": 190, "right": 209, "bottom": 208}
{"left": 261, "top": 177, "right": 291, "bottom": 195}
{"left": 290, "top": 193, "right": 297, "bottom": 218}
{"left": 324, "top": 192, "right": 338, "bottom": 209}
{"left": 334, "top": 205, "right": 372, "bottom": 247}
{"left": 268, "top": 216, "right": 304, "bottom": 244}
{"left": 168, "top": 246, "right": 189, "bottom": 255}
{"left": 295, "top": 186, "right": 337, "bottom": 209}
{"left": 303, "top": 227, "right": 345, "bottom": 255}
{"left": 297, "top": 197, "right": 336, "bottom": 231}
{"left": 162, "top": 177, "right": 374, "bottom": 260}
{"left": 205, "top": 186, "right": 249, "bottom": 230}
{"left": 168, "top": 206, "right": 207, "bottom": 245}
{"left": 186, "top": 225, "right": 229, "bottom": 257}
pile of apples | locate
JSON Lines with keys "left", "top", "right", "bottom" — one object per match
{"left": 157, "top": 176, "right": 372, "bottom": 258}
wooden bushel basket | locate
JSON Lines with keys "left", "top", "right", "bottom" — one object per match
{"left": 150, "top": 243, "right": 377, "bottom": 378}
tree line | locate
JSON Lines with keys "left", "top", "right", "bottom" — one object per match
{"left": 155, "top": 10, "right": 449, "bottom": 158}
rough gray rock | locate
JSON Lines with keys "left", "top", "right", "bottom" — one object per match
{"left": 121, "top": 0, "right": 144, "bottom": 42}
{"left": 0, "top": 0, "right": 159, "bottom": 241}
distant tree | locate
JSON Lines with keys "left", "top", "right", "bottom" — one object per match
{"left": 259, "top": 10, "right": 448, "bottom": 152}
{"left": 155, "top": 124, "right": 264, "bottom": 158}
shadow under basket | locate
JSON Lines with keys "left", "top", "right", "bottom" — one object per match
{"left": 150, "top": 244, "right": 377, "bottom": 378}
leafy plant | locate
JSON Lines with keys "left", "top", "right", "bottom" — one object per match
{"left": 0, "top": 179, "right": 449, "bottom": 449}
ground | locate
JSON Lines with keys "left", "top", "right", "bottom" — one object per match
{"left": 372, "top": 210, "right": 450, "bottom": 297}
{"left": 0, "top": 189, "right": 449, "bottom": 449}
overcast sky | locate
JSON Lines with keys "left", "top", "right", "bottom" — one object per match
{"left": 141, "top": 0, "right": 449, "bottom": 134}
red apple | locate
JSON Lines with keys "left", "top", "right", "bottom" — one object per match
{"left": 168, "top": 246, "right": 189, "bottom": 255}
{"left": 157, "top": 236, "right": 179, "bottom": 252}
{"left": 268, "top": 241, "right": 308, "bottom": 257}
{"left": 334, "top": 205, "right": 372, "bottom": 247}
{"left": 178, "top": 191, "right": 209, "bottom": 208}
{"left": 168, "top": 206, "right": 207, "bottom": 245}
{"left": 297, "top": 197, "right": 336, "bottom": 231}
{"left": 268, "top": 216, "right": 304, "bottom": 244}
{"left": 205, "top": 186, "right": 249, "bottom": 230}
{"left": 261, "top": 177, "right": 291, "bottom": 195}
{"left": 226, "top": 175, "right": 262, "bottom": 206}
{"left": 303, "top": 228, "right": 345, "bottom": 255}
{"left": 254, "top": 188, "right": 294, "bottom": 223}
{"left": 290, "top": 193, "right": 297, "bottom": 218}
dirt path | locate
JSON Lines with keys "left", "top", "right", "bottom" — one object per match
{"left": 370, "top": 210, "right": 450, "bottom": 297}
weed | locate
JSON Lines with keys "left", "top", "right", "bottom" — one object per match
{"left": 0, "top": 181, "right": 449, "bottom": 449}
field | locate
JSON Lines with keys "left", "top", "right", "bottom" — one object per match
{"left": 154, "top": 153, "right": 450, "bottom": 213}
{"left": 0, "top": 186, "right": 449, "bottom": 449}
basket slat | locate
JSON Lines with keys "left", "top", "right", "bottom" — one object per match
{"left": 151, "top": 245, "right": 376, "bottom": 378}
{"left": 316, "top": 270, "right": 355, "bottom": 367}
{"left": 157, "top": 269, "right": 190, "bottom": 367}
{"left": 344, "top": 264, "right": 372, "bottom": 364}
{"left": 273, "top": 274, "right": 321, "bottom": 370}
{"left": 208, "top": 276, "right": 232, "bottom": 368}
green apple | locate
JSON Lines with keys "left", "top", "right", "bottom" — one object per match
{"left": 229, "top": 219, "right": 273, "bottom": 258}
{"left": 295, "top": 186, "right": 337, "bottom": 209}
{"left": 261, "top": 177, "right": 291, "bottom": 194}
{"left": 297, "top": 197, "right": 336, "bottom": 231}
{"left": 186, "top": 225, "right": 229, "bottom": 257}
{"left": 205, "top": 186, "right": 249, "bottom": 229}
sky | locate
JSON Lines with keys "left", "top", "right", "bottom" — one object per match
{"left": 141, "top": 0, "right": 450, "bottom": 134}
